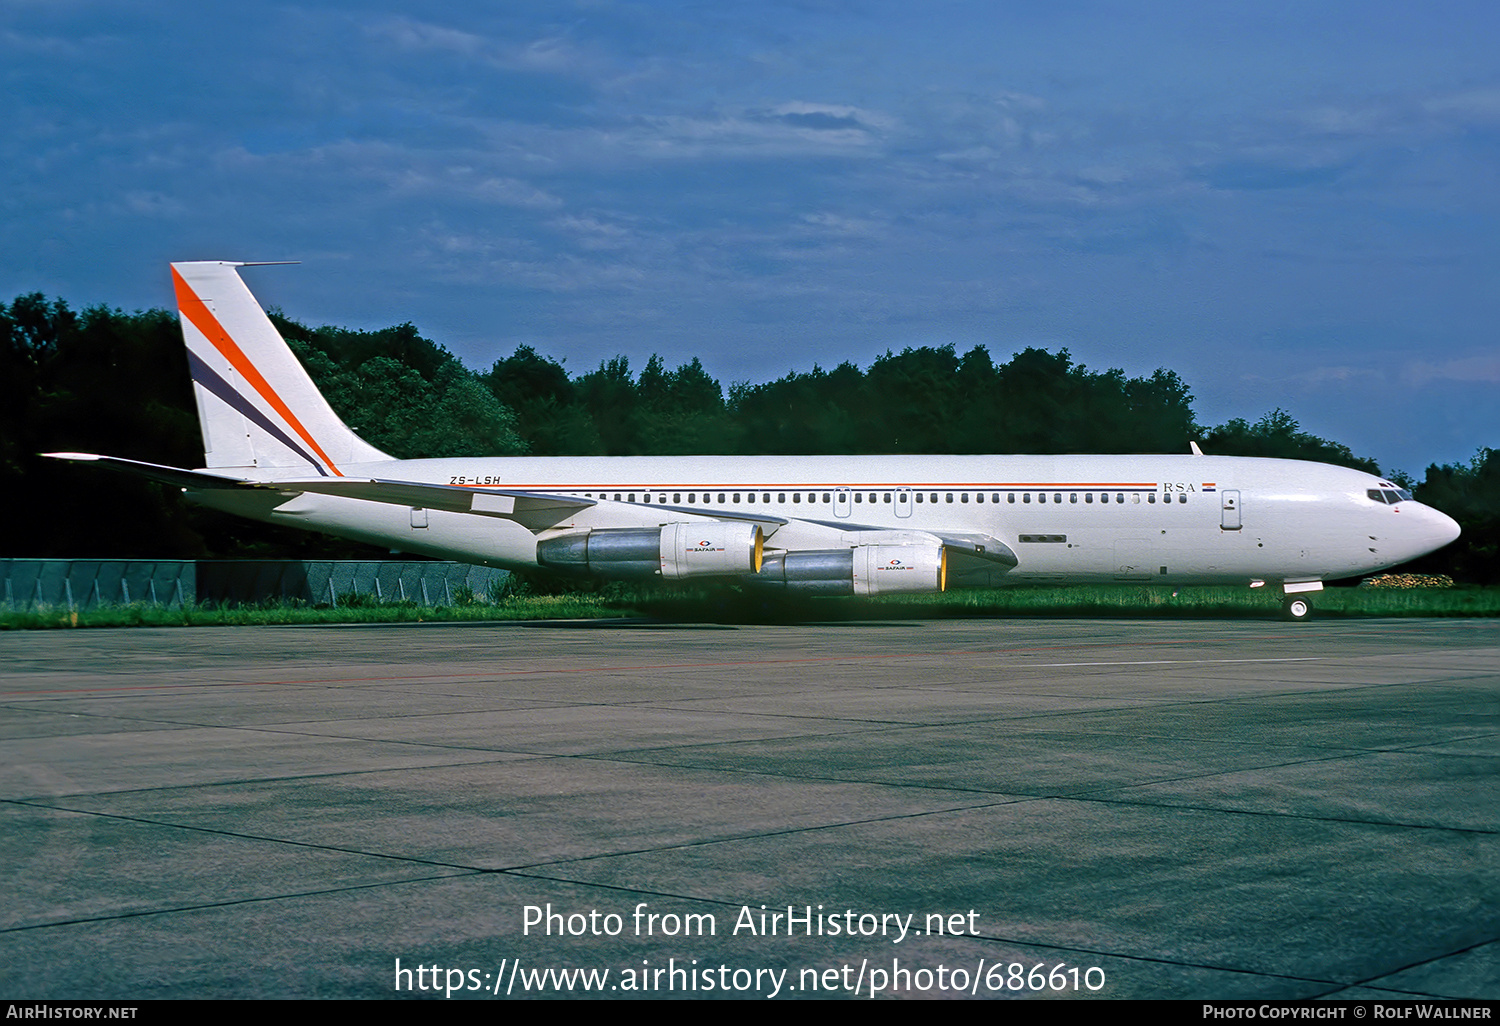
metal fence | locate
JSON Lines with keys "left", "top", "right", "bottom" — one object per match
{"left": 1, "top": 560, "right": 512, "bottom": 611}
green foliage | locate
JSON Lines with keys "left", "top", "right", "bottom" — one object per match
{"left": 283, "top": 320, "right": 526, "bottom": 459}
{"left": 1202, "top": 409, "right": 1380, "bottom": 473}
{"left": 0, "top": 296, "right": 206, "bottom": 557}
{"left": 484, "top": 345, "right": 602, "bottom": 455}
{"left": 1409, "top": 448, "right": 1500, "bottom": 583}
{"left": 723, "top": 345, "right": 1198, "bottom": 455}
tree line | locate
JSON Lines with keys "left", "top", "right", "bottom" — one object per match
{"left": 3, "top": 293, "right": 1494, "bottom": 581}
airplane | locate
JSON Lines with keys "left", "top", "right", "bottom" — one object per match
{"left": 48, "top": 261, "right": 1462, "bottom": 620}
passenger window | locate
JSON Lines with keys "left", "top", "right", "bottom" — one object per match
{"left": 1054, "top": 493, "right": 1062, "bottom": 504}
{"left": 1070, "top": 493, "right": 1077, "bottom": 503}
{"left": 1177, "top": 494, "right": 1186, "bottom": 504}
{"left": 884, "top": 493, "right": 891, "bottom": 503}
{"left": 976, "top": 493, "right": 984, "bottom": 503}
{"left": 1148, "top": 493, "right": 1155, "bottom": 504}
{"left": 1132, "top": 494, "right": 1140, "bottom": 504}
{"left": 1116, "top": 493, "right": 1125, "bottom": 504}
{"left": 1023, "top": 493, "right": 1031, "bottom": 504}
{"left": 1039, "top": 493, "right": 1047, "bottom": 503}
{"left": 778, "top": 493, "right": 786, "bottom": 503}
{"left": 961, "top": 493, "right": 968, "bottom": 503}
{"left": 946, "top": 493, "right": 954, "bottom": 503}
{"left": 823, "top": 492, "right": 831, "bottom": 503}
{"left": 915, "top": 492, "right": 924, "bottom": 503}
{"left": 1008, "top": 493, "right": 1016, "bottom": 503}
{"left": 855, "top": 493, "right": 862, "bottom": 503}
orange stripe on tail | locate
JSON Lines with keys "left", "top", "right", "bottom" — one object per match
{"left": 173, "top": 266, "right": 344, "bottom": 476}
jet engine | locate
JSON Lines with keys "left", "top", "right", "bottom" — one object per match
{"left": 537, "top": 522, "right": 764, "bottom": 580}
{"left": 752, "top": 544, "right": 947, "bottom": 595}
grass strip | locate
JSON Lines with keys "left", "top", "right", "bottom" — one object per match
{"left": 3, "top": 584, "right": 1497, "bottom": 629}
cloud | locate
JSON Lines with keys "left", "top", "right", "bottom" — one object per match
{"left": 799, "top": 212, "right": 883, "bottom": 237}
{"left": 471, "top": 176, "right": 563, "bottom": 209}
{"left": 765, "top": 101, "right": 895, "bottom": 133}
{"left": 365, "top": 16, "right": 602, "bottom": 78}
{"left": 1196, "top": 161, "right": 1348, "bottom": 192}
{"left": 1284, "top": 84, "right": 1500, "bottom": 144}
{"left": 1403, "top": 354, "right": 1500, "bottom": 387}
{"left": 367, "top": 16, "right": 487, "bottom": 60}
{"left": 119, "top": 191, "right": 187, "bottom": 217}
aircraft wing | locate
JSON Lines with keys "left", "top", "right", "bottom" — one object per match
{"left": 266, "top": 477, "right": 594, "bottom": 519}
{"left": 263, "top": 478, "right": 799, "bottom": 532}
{"left": 47, "top": 454, "right": 1015, "bottom": 569}
{"left": 47, "top": 453, "right": 788, "bottom": 534}
{"left": 931, "top": 531, "right": 1018, "bottom": 569}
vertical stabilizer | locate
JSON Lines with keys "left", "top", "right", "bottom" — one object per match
{"left": 172, "top": 261, "right": 390, "bottom": 476}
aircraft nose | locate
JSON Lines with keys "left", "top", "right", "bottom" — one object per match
{"left": 1433, "top": 508, "right": 1461, "bottom": 548}
{"left": 1406, "top": 503, "right": 1461, "bottom": 556}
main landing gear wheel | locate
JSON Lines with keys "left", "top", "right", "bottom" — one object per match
{"left": 1282, "top": 596, "right": 1313, "bottom": 621}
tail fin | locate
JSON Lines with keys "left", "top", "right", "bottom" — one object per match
{"left": 172, "top": 261, "right": 391, "bottom": 477}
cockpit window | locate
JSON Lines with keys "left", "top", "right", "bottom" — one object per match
{"left": 1367, "top": 488, "right": 1410, "bottom": 505}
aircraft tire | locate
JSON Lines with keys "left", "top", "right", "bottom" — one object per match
{"left": 1282, "top": 596, "right": 1313, "bottom": 622}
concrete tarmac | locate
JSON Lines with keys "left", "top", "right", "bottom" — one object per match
{"left": 1, "top": 617, "right": 1496, "bottom": 1000}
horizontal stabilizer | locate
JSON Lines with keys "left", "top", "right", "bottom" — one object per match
{"left": 44, "top": 453, "right": 255, "bottom": 491}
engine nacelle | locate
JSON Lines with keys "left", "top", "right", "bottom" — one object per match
{"left": 658, "top": 522, "right": 765, "bottom": 579}
{"left": 536, "top": 522, "right": 763, "bottom": 580}
{"left": 753, "top": 545, "right": 947, "bottom": 596}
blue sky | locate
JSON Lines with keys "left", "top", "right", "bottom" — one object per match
{"left": 5, "top": 0, "right": 1498, "bottom": 474}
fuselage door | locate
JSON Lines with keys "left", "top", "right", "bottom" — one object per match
{"left": 1221, "top": 490, "right": 1241, "bottom": 531}
{"left": 894, "top": 488, "right": 912, "bottom": 519}
{"left": 835, "top": 490, "right": 852, "bottom": 518}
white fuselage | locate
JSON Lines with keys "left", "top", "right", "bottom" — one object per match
{"left": 193, "top": 452, "right": 1460, "bottom": 588}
